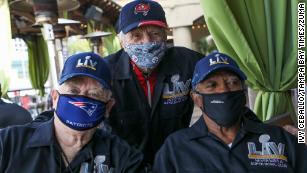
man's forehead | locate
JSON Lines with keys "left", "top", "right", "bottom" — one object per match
{"left": 128, "top": 25, "right": 164, "bottom": 33}
{"left": 62, "top": 76, "right": 103, "bottom": 89}
{"left": 204, "top": 70, "right": 240, "bottom": 81}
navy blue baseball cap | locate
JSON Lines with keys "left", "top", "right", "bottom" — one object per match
{"left": 59, "top": 52, "right": 111, "bottom": 89}
{"left": 118, "top": 0, "right": 167, "bottom": 34}
{"left": 192, "top": 52, "right": 247, "bottom": 89}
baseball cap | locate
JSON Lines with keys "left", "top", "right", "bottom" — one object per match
{"left": 191, "top": 52, "right": 247, "bottom": 89}
{"left": 59, "top": 52, "right": 111, "bottom": 89}
{"left": 118, "top": 0, "right": 167, "bottom": 34}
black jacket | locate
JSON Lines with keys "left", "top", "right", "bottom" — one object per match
{"left": 153, "top": 110, "right": 307, "bottom": 173}
{"left": 0, "top": 99, "right": 32, "bottom": 128}
{"left": 0, "top": 118, "right": 145, "bottom": 173}
{"left": 105, "top": 47, "right": 203, "bottom": 163}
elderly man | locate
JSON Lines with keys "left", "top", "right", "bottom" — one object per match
{"left": 105, "top": 0, "right": 203, "bottom": 164}
{"left": 153, "top": 52, "right": 307, "bottom": 173}
{"left": 0, "top": 52, "right": 145, "bottom": 173}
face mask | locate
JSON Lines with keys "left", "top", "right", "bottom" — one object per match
{"left": 197, "top": 90, "right": 246, "bottom": 127}
{"left": 55, "top": 93, "right": 107, "bottom": 131}
{"left": 124, "top": 42, "right": 167, "bottom": 70}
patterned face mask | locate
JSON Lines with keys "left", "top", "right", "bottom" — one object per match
{"left": 124, "top": 42, "right": 167, "bottom": 71}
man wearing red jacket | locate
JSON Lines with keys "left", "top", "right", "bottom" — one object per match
{"left": 105, "top": 0, "right": 203, "bottom": 164}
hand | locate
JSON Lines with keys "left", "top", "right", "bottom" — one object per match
{"left": 283, "top": 125, "right": 298, "bottom": 137}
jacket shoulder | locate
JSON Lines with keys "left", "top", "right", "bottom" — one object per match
{"left": 0, "top": 123, "right": 37, "bottom": 137}
{"left": 167, "top": 46, "right": 203, "bottom": 61}
{"left": 104, "top": 49, "right": 124, "bottom": 65}
{"left": 164, "top": 47, "right": 203, "bottom": 69}
{"left": 0, "top": 123, "right": 37, "bottom": 151}
{"left": 162, "top": 127, "right": 191, "bottom": 148}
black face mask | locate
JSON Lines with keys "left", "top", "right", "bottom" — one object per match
{"left": 197, "top": 90, "right": 246, "bottom": 127}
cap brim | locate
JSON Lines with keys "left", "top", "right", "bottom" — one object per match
{"left": 122, "top": 20, "right": 167, "bottom": 34}
{"left": 198, "top": 65, "right": 247, "bottom": 84}
{"left": 59, "top": 73, "right": 110, "bottom": 90}
{"left": 139, "top": 20, "right": 167, "bottom": 28}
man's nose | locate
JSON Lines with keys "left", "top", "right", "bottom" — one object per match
{"left": 216, "top": 82, "right": 230, "bottom": 93}
{"left": 140, "top": 33, "right": 152, "bottom": 43}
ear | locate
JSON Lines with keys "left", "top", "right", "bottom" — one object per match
{"left": 117, "top": 33, "right": 126, "bottom": 48}
{"left": 162, "top": 29, "right": 168, "bottom": 41}
{"left": 119, "top": 40, "right": 125, "bottom": 48}
{"left": 51, "top": 89, "right": 59, "bottom": 110}
{"left": 105, "top": 98, "right": 115, "bottom": 118}
{"left": 191, "top": 91, "right": 203, "bottom": 110}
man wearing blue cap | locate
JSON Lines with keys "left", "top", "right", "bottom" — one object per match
{"left": 153, "top": 52, "right": 307, "bottom": 173}
{"left": 105, "top": 0, "right": 203, "bottom": 164}
{"left": 0, "top": 52, "right": 146, "bottom": 172}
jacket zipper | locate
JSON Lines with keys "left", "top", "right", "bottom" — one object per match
{"left": 146, "top": 79, "right": 152, "bottom": 107}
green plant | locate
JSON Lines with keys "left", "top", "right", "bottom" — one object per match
{"left": 197, "top": 35, "right": 217, "bottom": 55}
{"left": 0, "top": 70, "right": 10, "bottom": 98}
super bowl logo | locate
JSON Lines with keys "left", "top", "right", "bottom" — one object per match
{"left": 209, "top": 54, "right": 229, "bottom": 66}
{"left": 76, "top": 56, "right": 97, "bottom": 70}
{"left": 247, "top": 134, "right": 288, "bottom": 168}
{"left": 162, "top": 74, "right": 191, "bottom": 105}
{"left": 134, "top": 3, "right": 150, "bottom": 16}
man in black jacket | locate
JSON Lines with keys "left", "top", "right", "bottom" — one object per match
{"left": 105, "top": 0, "right": 203, "bottom": 164}
{"left": 0, "top": 52, "right": 145, "bottom": 173}
{"left": 153, "top": 52, "right": 307, "bottom": 173}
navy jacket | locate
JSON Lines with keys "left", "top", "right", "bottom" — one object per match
{"left": 153, "top": 110, "right": 307, "bottom": 173}
{"left": 0, "top": 99, "right": 32, "bottom": 128}
{"left": 105, "top": 47, "right": 203, "bottom": 163}
{"left": 0, "top": 118, "right": 145, "bottom": 173}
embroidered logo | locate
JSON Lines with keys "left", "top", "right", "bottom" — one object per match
{"left": 247, "top": 134, "right": 288, "bottom": 168}
{"left": 76, "top": 56, "right": 98, "bottom": 70}
{"left": 69, "top": 101, "right": 97, "bottom": 116}
{"left": 163, "top": 74, "right": 191, "bottom": 105}
{"left": 134, "top": 3, "right": 150, "bottom": 16}
{"left": 209, "top": 53, "right": 229, "bottom": 66}
{"left": 211, "top": 100, "right": 224, "bottom": 104}
{"left": 94, "top": 155, "right": 114, "bottom": 173}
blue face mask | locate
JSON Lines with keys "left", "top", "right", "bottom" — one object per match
{"left": 124, "top": 42, "right": 167, "bottom": 70}
{"left": 55, "top": 93, "right": 107, "bottom": 131}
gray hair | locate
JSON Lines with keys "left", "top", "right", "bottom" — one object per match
{"left": 117, "top": 28, "right": 168, "bottom": 45}
{"left": 117, "top": 31, "right": 125, "bottom": 42}
{"left": 193, "top": 80, "right": 246, "bottom": 92}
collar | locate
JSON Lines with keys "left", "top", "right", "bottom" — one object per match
{"left": 130, "top": 60, "right": 158, "bottom": 79}
{"left": 27, "top": 118, "right": 55, "bottom": 148}
{"left": 241, "top": 113, "right": 267, "bottom": 134}
{"left": 187, "top": 116, "right": 209, "bottom": 140}
{"left": 187, "top": 110, "right": 267, "bottom": 140}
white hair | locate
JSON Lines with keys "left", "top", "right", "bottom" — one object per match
{"left": 117, "top": 27, "right": 168, "bottom": 45}
{"left": 117, "top": 31, "right": 125, "bottom": 42}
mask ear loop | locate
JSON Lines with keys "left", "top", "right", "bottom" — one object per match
{"left": 195, "top": 91, "right": 223, "bottom": 132}
{"left": 96, "top": 98, "right": 112, "bottom": 132}
{"left": 193, "top": 90, "right": 206, "bottom": 114}
{"left": 194, "top": 90, "right": 217, "bottom": 127}
{"left": 194, "top": 91, "right": 224, "bottom": 132}
{"left": 54, "top": 90, "right": 62, "bottom": 117}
